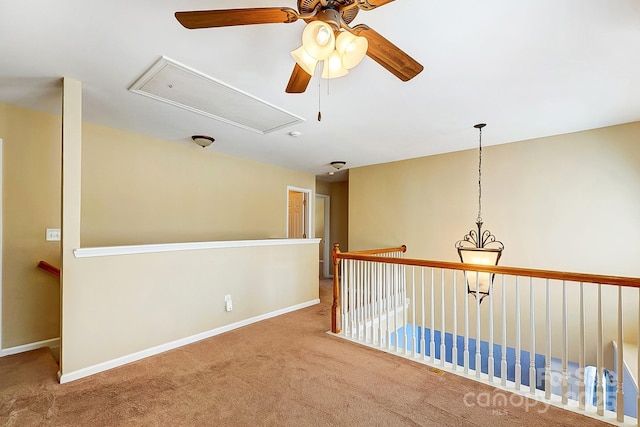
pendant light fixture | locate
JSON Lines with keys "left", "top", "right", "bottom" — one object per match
{"left": 455, "top": 123, "right": 504, "bottom": 302}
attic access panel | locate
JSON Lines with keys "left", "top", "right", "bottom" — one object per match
{"left": 129, "top": 56, "right": 304, "bottom": 134}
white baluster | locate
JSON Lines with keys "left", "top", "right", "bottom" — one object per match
{"left": 501, "top": 275, "right": 507, "bottom": 386}
{"left": 488, "top": 274, "right": 495, "bottom": 382}
{"left": 637, "top": 288, "right": 640, "bottom": 427}
{"left": 357, "top": 260, "right": 363, "bottom": 341}
{"left": 578, "top": 282, "right": 584, "bottom": 409}
{"left": 597, "top": 284, "right": 604, "bottom": 416}
{"left": 452, "top": 272, "right": 458, "bottom": 372}
{"left": 441, "top": 269, "right": 446, "bottom": 367}
{"left": 562, "top": 280, "right": 568, "bottom": 405}
{"left": 430, "top": 268, "right": 435, "bottom": 363}
{"left": 351, "top": 259, "right": 356, "bottom": 337}
{"left": 393, "top": 263, "right": 398, "bottom": 352}
{"left": 384, "top": 264, "right": 393, "bottom": 350}
{"left": 411, "top": 267, "right": 416, "bottom": 357}
{"left": 341, "top": 259, "right": 347, "bottom": 336}
{"left": 545, "top": 279, "right": 551, "bottom": 401}
{"left": 617, "top": 286, "right": 624, "bottom": 422}
{"left": 363, "top": 261, "right": 373, "bottom": 342}
{"left": 529, "top": 277, "right": 536, "bottom": 395}
{"left": 346, "top": 259, "right": 355, "bottom": 337}
{"left": 515, "top": 276, "right": 521, "bottom": 391}
{"left": 421, "top": 268, "right": 426, "bottom": 361}
{"left": 392, "top": 263, "right": 397, "bottom": 352}
{"left": 351, "top": 260, "right": 356, "bottom": 339}
{"left": 403, "top": 264, "right": 408, "bottom": 355}
{"left": 476, "top": 271, "right": 481, "bottom": 379}
{"left": 377, "top": 263, "right": 383, "bottom": 348}
{"left": 361, "top": 261, "right": 366, "bottom": 341}
{"left": 464, "top": 271, "right": 469, "bottom": 375}
{"left": 371, "top": 261, "right": 377, "bottom": 345}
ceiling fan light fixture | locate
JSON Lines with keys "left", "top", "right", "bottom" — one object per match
{"left": 302, "top": 21, "right": 336, "bottom": 60}
{"left": 336, "top": 32, "right": 368, "bottom": 69}
{"left": 175, "top": 4, "right": 424, "bottom": 94}
{"left": 321, "top": 51, "right": 349, "bottom": 79}
{"left": 290, "top": 46, "right": 318, "bottom": 76}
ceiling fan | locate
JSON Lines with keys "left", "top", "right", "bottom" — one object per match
{"left": 175, "top": 0, "right": 424, "bottom": 93}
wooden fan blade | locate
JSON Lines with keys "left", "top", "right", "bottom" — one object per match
{"left": 175, "top": 7, "right": 299, "bottom": 29}
{"left": 356, "top": 0, "right": 396, "bottom": 11}
{"left": 351, "top": 24, "right": 423, "bottom": 82}
{"left": 285, "top": 63, "right": 312, "bottom": 94}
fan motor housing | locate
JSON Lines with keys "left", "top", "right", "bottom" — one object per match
{"left": 298, "top": 0, "right": 359, "bottom": 25}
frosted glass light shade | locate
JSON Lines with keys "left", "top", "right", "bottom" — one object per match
{"left": 458, "top": 247, "right": 501, "bottom": 296}
{"left": 290, "top": 46, "right": 318, "bottom": 76}
{"left": 321, "top": 51, "right": 349, "bottom": 79}
{"left": 302, "top": 21, "right": 335, "bottom": 60}
{"left": 336, "top": 32, "right": 368, "bottom": 69}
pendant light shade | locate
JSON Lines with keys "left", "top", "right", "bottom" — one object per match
{"left": 455, "top": 123, "right": 504, "bottom": 302}
{"left": 290, "top": 46, "right": 318, "bottom": 76}
{"left": 335, "top": 32, "right": 368, "bottom": 70}
{"left": 321, "top": 50, "right": 349, "bottom": 79}
{"left": 457, "top": 232, "right": 503, "bottom": 299}
{"left": 301, "top": 21, "right": 335, "bottom": 60}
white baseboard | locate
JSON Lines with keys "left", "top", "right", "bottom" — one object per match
{"left": 59, "top": 298, "right": 320, "bottom": 384}
{"left": 0, "top": 337, "right": 60, "bottom": 357}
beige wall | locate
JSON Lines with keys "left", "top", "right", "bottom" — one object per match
{"left": 63, "top": 242, "right": 319, "bottom": 377}
{"left": 349, "top": 122, "right": 640, "bottom": 364}
{"left": 1, "top": 103, "right": 61, "bottom": 349}
{"left": 350, "top": 122, "right": 640, "bottom": 275}
{"left": 2, "top": 100, "right": 318, "bottom": 364}
{"left": 82, "top": 122, "right": 314, "bottom": 247}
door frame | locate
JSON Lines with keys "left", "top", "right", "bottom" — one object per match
{"left": 316, "top": 193, "right": 331, "bottom": 278}
{"left": 286, "top": 186, "right": 312, "bottom": 239}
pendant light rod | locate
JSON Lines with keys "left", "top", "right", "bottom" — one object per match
{"left": 455, "top": 122, "right": 504, "bottom": 302}
{"left": 474, "top": 123, "right": 486, "bottom": 225}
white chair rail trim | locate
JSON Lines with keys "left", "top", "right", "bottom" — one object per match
{"left": 74, "top": 238, "right": 321, "bottom": 258}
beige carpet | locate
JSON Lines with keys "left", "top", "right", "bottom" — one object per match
{"left": 1, "top": 279, "right": 610, "bottom": 426}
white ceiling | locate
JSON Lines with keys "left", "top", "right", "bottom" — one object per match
{"left": 1, "top": 1, "right": 640, "bottom": 180}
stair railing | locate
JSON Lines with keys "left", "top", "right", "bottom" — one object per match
{"left": 331, "top": 244, "right": 640, "bottom": 424}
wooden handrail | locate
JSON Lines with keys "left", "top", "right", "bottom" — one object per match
{"left": 347, "top": 245, "right": 407, "bottom": 256}
{"left": 334, "top": 252, "right": 640, "bottom": 288}
{"left": 38, "top": 260, "right": 60, "bottom": 278}
{"left": 331, "top": 243, "right": 640, "bottom": 333}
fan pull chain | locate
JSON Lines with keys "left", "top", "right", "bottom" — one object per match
{"left": 317, "top": 79, "right": 322, "bottom": 121}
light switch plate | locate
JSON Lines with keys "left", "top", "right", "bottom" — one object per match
{"left": 46, "top": 228, "right": 61, "bottom": 241}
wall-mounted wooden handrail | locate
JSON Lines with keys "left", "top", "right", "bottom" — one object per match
{"left": 347, "top": 245, "right": 407, "bottom": 256}
{"left": 38, "top": 260, "right": 60, "bottom": 278}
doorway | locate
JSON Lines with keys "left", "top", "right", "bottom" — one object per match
{"left": 315, "top": 194, "right": 331, "bottom": 278}
{"left": 286, "top": 186, "right": 311, "bottom": 239}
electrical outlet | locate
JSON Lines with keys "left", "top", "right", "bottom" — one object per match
{"left": 46, "top": 228, "right": 61, "bottom": 241}
{"left": 224, "top": 295, "right": 233, "bottom": 312}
